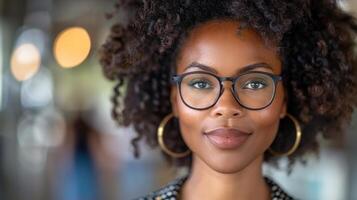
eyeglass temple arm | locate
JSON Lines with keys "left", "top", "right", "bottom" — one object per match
{"left": 170, "top": 75, "right": 180, "bottom": 84}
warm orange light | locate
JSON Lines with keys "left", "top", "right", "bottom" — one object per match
{"left": 11, "top": 43, "right": 41, "bottom": 81}
{"left": 53, "top": 27, "right": 91, "bottom": 68}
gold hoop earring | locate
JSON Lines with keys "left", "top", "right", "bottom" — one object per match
{"left": 157, "top": 113, "right": 191, "bottom": 158}
{"left": 269, "top": 113, "right": 302, "bottom": 157}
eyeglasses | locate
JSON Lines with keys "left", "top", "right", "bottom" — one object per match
{"left": 171, "top": 71, "right": 283, "bottom": 110}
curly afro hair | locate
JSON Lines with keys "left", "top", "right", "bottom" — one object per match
{"left": 100, "top": 0, "right": 357, "bottom": 167}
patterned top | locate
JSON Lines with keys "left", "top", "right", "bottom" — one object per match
{"left": 135, "top": 176, "right": 295, "bottom": 200}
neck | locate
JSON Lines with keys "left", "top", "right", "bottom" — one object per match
{"left": 181, "top": 155, "right": 270, "bottom": 200}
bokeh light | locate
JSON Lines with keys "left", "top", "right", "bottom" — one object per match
{"left": 16, "top": 28, "right": 47, "bottom": 55}
{"left": 21, "top": 67, "right": 53, "bottom": 108}
{"left": 53, "top": 27, "right": 91, "bottom": 68}
{"left": 10, "top": 43, "right": 41, "bottom": 81}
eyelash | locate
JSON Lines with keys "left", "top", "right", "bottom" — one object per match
{"left": 189, "top": 80, "right": 213, "bottom": 89}
{"left": 242, "top": 81, "right": 267, "bottom": 90}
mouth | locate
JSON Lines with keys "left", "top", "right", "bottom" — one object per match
{"left": 204, "top": 128, "right": 252, "bottom": 150}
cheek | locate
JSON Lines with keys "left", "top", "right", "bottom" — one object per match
{"left": 249, "top": 109, "right": 280, "bottom": 142}
{"left": 175, "top": 96, "right": 207, "bottom": 149}
{"left": 248, "top": 84, "right": 285, "bottom": 145}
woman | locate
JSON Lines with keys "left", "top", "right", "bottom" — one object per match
{"left": 100, "top": 0, "right": 357, "bottom": 199}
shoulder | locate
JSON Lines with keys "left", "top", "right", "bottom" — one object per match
{"left": 265, "top": 177, "right": 296, "bottom": 200}
{"left": 134, "top": 176, "right": 296, "bottom": 200}
{"left": 134, "top": 176, "right": 187, "bottom": 200}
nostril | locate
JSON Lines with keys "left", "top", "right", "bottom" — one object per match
{"left": 216, "top": 112, "right": 223, "bottom": 116}
{"left": 214, "top": 108, "right": 240, "bottom": 118}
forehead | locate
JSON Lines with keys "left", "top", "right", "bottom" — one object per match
{"left": 176, "top": 20, "right": 281, "bottom": 75}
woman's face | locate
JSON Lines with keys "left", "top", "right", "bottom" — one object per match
{"left": 170, "top": 19, "right": 286, "bottom": 173}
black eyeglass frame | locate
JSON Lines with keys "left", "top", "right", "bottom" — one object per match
{"left": 171, "top": 71, "right": 283, "bottom": 111}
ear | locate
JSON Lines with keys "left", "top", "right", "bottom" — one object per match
{"left": 170, "top": 86, "right": 179, "bottom": 118}
{"left": 280, "top": 93, "right": 287, "bottom": 119}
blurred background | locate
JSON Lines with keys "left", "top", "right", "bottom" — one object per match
{"left": 0, "top": 0, "right": 356, "bottom": 199}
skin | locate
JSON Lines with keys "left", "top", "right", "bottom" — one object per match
{"left": 170, "top": 19, "right": 287, "bottom": 200}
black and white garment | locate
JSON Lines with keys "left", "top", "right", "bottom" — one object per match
{"left": 136, "top": 176, "right": 295, "bottom": 200}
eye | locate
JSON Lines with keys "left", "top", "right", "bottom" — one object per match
{"left": 243, "top": 80, "right": 267, "bottom": 90}
{"left": 189, "top": 79, "right": 213, "bottom": 89}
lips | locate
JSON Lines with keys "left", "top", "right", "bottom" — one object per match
{"left": 204, "top": 128, "right": 251, "bottom": 150}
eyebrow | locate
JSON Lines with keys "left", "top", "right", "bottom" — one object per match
{"left": 184, "top": 61, "right": 274, "bottom": 75}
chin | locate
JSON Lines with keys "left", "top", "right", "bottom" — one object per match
{"left": 211, "top": 165, "right": 246, "bottom": 174}
{"left": 203, "top": 154, "right": 255, "bottom": 174}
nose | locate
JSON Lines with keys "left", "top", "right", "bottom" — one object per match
{"left": 210, "top": 83, "right": 243, "bottom": 118}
